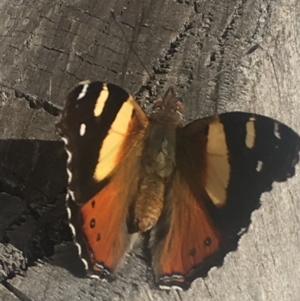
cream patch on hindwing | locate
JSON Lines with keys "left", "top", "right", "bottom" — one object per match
{"left": 77, "top": 82, "right": 90, "bottom": 100}
{"left": 94, "top": 84, "right": 109, "bottom": 117}
{"left": 80, "top": 123, "right": 86, "bottom": 136}
{"left": 256, "top": 160, "right": 263, "bottom": 172}
{"left": 245, "top": 116, "right": 256, "bottom": 149}
{"left": 274, "top": 122, "right": 281, "bottom": 139}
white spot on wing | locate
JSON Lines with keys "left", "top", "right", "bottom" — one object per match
{"left": 75, "top": 242, "right": 82, "bottom": 256}
{"left": 79, "top": 123, "right": 86, "bottom": 136}
{"left": 81, "top": 258, "right": 89, "bottom": 270}
{"left": 245, "top": 116, "right": 256, "bottom": 149}
{"left": 68, "top": 190, "right": 75, "bottom": 200}
{"left": 62, "top": 151, "right": 91, "bottom": 275}
{"left": 274, "top": 122, "right": 281, "bottom": 139}
{"left": 66, "top": 207, "right": 72, "bottom": 220}
{"left": 94, "top": 83, "right": 109, "bottom": 117}
{"left": 69, "top": 223, "right": 76, "bottom": 236}
{"left": 61, "top": 137, "right": 69, "bottom": 146}
{"left": 95, "top": 263, "right": 111, "bottom": 275}
{"left": 67, "top": 169, "right": 72, "bottom": 183}
{"left": 159, "top": 285, "right": 172, "bottom": 290}
{"left": 237, "top": 227, "right": 247, "bottom": 236}
{"left": 78, "top": 80, "right": 91, "bottom": 85}
{"left": 256, "top": 160, "right": 263, "bottom": 172}
{"left": 90, "top": 274, "right": 100, "bottom": 279}
{"left": 159, "top": 274, "right": 185, "bottom": 291}
{"left": 159, "top": 285, "right": 183, "bottom": 291}
{"left": 77, "top": 83, "right": 89, "bottom": 100}
{"left": 66, "top": 149, "right": 72, "bottom": 164}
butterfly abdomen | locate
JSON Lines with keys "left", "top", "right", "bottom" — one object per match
{"left": 133, "top": 88, "right": 184, "bottom": 233}
{"left": 134, "top": 122, "right": 178, "bottom": 232}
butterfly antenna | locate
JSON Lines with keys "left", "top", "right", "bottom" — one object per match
{"left": 191, "top": 43, "right": 263, "bottom": 114}
{"left": 206, "top": 43, "right": 263, "bottom": 83}
{"left": 111, "top": 9, "right": 153, "bottom": 80}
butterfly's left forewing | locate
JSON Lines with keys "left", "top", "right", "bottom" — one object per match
{"left": 57, "top": 81, "right": 148, "bottom": 276}
{"left": 151, "top": 112, "right": 300, "bottom": 289}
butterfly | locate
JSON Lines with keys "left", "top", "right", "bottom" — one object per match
{"left": 56, "top": 80, "right": 300, "bottom": 290}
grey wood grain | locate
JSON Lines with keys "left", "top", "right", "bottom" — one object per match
{"left": 0, "top": 0, "right": 299, "bottom": 300}
{"left": 0, "top": 284, "right": 20, "bottom": 301}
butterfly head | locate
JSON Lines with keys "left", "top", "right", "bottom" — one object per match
{"left": 150, "top": 87, "right": 184, "bottom": 126}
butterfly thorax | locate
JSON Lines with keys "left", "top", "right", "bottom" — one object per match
{"left": 134, "top": 88, "right": 184, "bottom": 232}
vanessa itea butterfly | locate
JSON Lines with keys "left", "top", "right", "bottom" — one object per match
{"left": 56, "top": 81, "right": 300, "bottom": 290}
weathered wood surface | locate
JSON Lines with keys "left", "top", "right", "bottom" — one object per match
{"left": 0, "top": 0, "right": 300, "bottom": 300}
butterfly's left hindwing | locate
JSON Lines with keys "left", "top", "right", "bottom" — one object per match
{"left": 57, "top": 81, "right": 148, "bottom": 276}
{"left": 152, "top": 112, "right": 300, "bottom": 289}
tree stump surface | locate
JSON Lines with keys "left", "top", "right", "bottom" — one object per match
{"left": 0, "top": 0, "right": 299, "bottom": 300}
